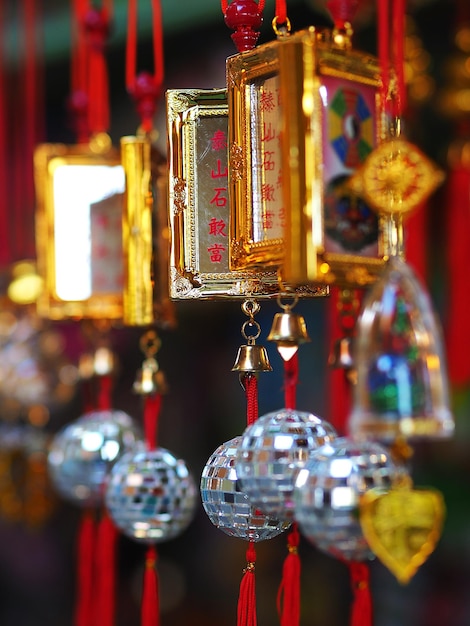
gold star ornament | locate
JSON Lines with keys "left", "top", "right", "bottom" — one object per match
{"left": 348, "top": 137, "right": 445, "bottom": 215}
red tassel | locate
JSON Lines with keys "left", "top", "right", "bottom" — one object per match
{"left": 94, "top": 510, "right": 118, "bottom": 626}
{"left": 277, "top": 524, "right": 301, "bottom": 626}
{"left": 237, "top": 542, "right": 257, "bottom": 626}
{"left": 75, "top": 509, "right": 96, "bottom": 626}
{"left": 349, "top": 561, "right": 372, "bottom": 626}
{"left": 141, "top": 545, "right": 159, "bottom": 626}
{"left": 144, "top": 393, "right": 162, "bottom": 451}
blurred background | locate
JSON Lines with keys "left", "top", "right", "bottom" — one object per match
{"left": 1, "top": 0, "right": 470, "bottom": 625}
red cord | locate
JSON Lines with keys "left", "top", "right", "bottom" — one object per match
{"left": 393, "top": 0, "right": 406, "bottom": 115}
{"left": 244, "top": 374, "right": 259, "bottom": 426}
{"left": 74, "top": 509, "right": 96, "bottom": 626}
{"left": 97, "top": 374, "right": 113, "bottom": 411}
{"left": 144, "top": 393, "right": 162, "bottom": 450}
{"left": 378, "top": 0, "right": 407, "bottom": 115}
{"left": 0, "top": 1, "right": 10, "bottom": 266}
{"left": 277, "top": 523, "right": 301, "bottom": 626}
{"left": 275, "top": 0, "right": 287, "bottom": 25}
{"left": 283, "top": 353, "right": 298, "bottom": 410}
{"left": 378, "top": 0, "right": 390, "bottom": 111}
{"left": 126, "top": 0, "right": 164, "bottom": 132}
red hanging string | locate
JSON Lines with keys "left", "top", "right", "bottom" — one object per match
{"left": 82, "top": 1, "right": 112, "bottom": 135}
{"left": 144, "top": 393, "right": 162, "bottom": 451}
{"left": 69, "top": 0, "right": 90, "bottom": 142}
{"left": 237, "top": 542, "right": 257, "bottom": 626}
{"left": 126, "top": 0, "right": 164, "bottom": 133}
{"left": 378, "top": 0, "right": 407, "bottom": 116}
{"left": 283, "top": 353, "right": 298, "bottom": 411}
{"left": 274, "top": 0, "right": 287, "bottom": 25}
{"left": 97, "top": 374, "right": 113, "bottom": 411}
{"left": 349, "top": 561, "right": 372, "bottom": 626}
{"left": 74, "top": 509, "right": 96, "bottom": 626}
{"left": 244, "top": 374, "right": 259, "bottom": 425}
{"left": 141, "top": 545, "right": 160, "bottom": 626}
{"left": 0, "top": 1, "right": 10, "bottom": 267}
{"left": 278, "top": 353, "right": 301, "bottom": 626}
{"left": 277, "top": 522, "right": 301, "bottom": 626}
{"left": 94, "top": 510, "right": 118, "bottom": 626}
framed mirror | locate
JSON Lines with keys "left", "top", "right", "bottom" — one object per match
{"left": 34, "top": 135, "right": 125, "bottom": 320}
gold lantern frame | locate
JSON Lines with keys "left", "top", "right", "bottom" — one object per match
{"left": 34, "top": 134, "right": 125, "bottom": 320}
{"left": 166, "top": 87, "right": 326, "bottom": 299}
{"left": 227, "top": 27, "right": 390, "bottom": 288}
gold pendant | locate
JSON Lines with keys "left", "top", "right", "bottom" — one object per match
{"left": 359, "top": 480, "right": 445, "bottom": 584}
{"left": 349, "top": 137, "right": 445, "bottom": 216}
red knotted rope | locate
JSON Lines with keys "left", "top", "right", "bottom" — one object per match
{"left": 94, "top": 510, "right": 118, "bottom": 626}
{"left": 349, "top": 561, "right": 372, "bottom": 626}
{"left": 0, "top": 0, "right": 10, "bottom": 267}
{"left": 69, "top": 0, "right": 90, "bottom": 142}
{"left": 237, "top": 542, "right": 257, "bottom": 626}
{"left": 74, "top": 509, "right": 96, "bottom": 626}
{"left": 126, "top": 0, "right": 164, "bottom": 133}
{"left": 244, "top": 374, "right": 259, "bottom": 426}
{"left": 144, "top": 393, "right": 162, "bottom": 451}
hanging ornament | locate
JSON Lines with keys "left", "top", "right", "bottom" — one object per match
{"left": 105, "top": 445, "right": 197, "bottom": 543}
{"left": 293, "top": 437, "right": 400, "bottom": 562}
{"left": 232, "top": 300, "right": 273, "bottom": 376}
{"left": 347, "top": 255, "right": 454, "bottom": 442}
{"left": 267, "top": 294, "right": 310, "bottom": 362}
{"left": 359, "top": 472, "right": 445, "bottom": 585}
{"left": 235, "top": 408, "right": 337, "bottom": 520}
{"left": 201, "top": 435, "right": 291, "bottom": 541}
{"left": 47, "top": 408, "right": 143, "bottom": 508}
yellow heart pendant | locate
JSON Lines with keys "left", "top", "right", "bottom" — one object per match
{"left": 359, "top": 483, "right": 445, "bottom": 584}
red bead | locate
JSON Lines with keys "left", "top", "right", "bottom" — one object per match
{"left": 224, "top": 0, "right": 263, "bottom": 53}
{"left": 129, "top": 71, "right": 160, "bottom": 123}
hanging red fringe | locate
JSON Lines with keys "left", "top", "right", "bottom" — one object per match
{"left": 74, "top": 509, "right": 96, "bottom": 626}
{"left": 141, "top": 545, "right": 160, "bottom": 626}
{"left": 237, "top": 542, "right": 257, "bottom": 626}
{"left": 277, "top": 523, "right": 301, "bottom": 626}
{"left": 349, "top": 561, "right": 372, "bottom": 626}
{"left": 94, "top": 510, "right": 118, "bottom": 626}
{"left": 283, "top": 353, "right": 298, "bottom": 411}
{"left": 444, "top": 162, "right": 470, "bottom": 387}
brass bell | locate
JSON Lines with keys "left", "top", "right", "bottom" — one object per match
{"left": 232, "top": 341, "right": 273, "bottom": 373}
{"left": 267, "top": 310, "right": 311, "bottom": 361}
{"left": 133, "top": 357, "right": 168, "bottom": 395}
{"left": 328, "top": 336, "right": 355, "bottom": 370}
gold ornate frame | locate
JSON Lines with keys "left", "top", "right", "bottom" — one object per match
{"left": 166, "top": 87, "right": 326, "bottom": 299}
{"left": 34, "top": 135, "right": 125, "bottom": 320}
{"left": 227, "top": 27, "right": 388, "bottom": 288}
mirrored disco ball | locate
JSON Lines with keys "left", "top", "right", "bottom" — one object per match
{"left": 47, "top": 409, "right": 143, "bottom": 508}
{"left": 200, "top": 436, "right": 291, "bottom": 541}
{"left": 105, "top": 446, "right": 198, "bottom": 544}
{"left": 235, "top": 408, "right": 337, "bottom": 520}
{"left": 294, "top": 437, "right": 399, "bottom": 562}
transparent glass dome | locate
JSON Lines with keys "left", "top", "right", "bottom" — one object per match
{"left": 348, "top": 256, "right": 454, "bottom": 442}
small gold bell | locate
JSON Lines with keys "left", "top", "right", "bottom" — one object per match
{"left": 328, "top": 336, "right": 355, "bottom": 370}
{"left": 267, "top": 310, "right": 310, "bottom": 361}
{"left": 232, "top": 342, "right": 273, "bottom": 373}
{"left": 133, "top": 357, "right": 168, "bottom": 395}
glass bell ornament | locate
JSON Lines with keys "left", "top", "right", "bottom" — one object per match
{"left": 105, "top": 446, "right": 198, "bottom": 543}
{"left": 294, "top": 437, "right": 401, "bottom": 562}
{"left": 200, "top": 436, "right": 291, "bottom": 541}
{"left": 235, "top": 408, "right": 337, "bottom": 521}
{"left": 348, "top": 256, "right": 454, "bottom": 442}
{"left": 47, "top": 409, "right": 143, "bottom": 508}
